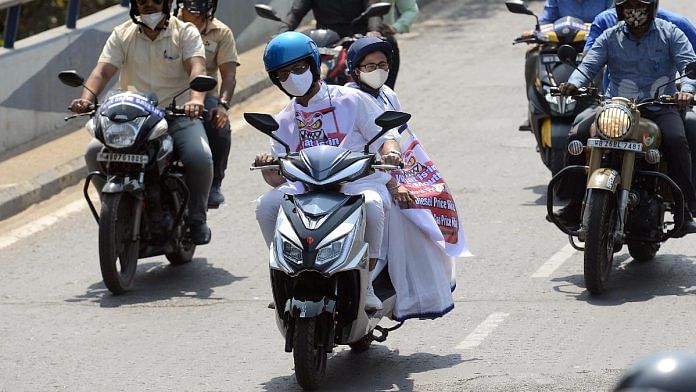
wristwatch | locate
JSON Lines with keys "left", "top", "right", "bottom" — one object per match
{"left": 219, "top": 100, "right": 230, "bottom": 111}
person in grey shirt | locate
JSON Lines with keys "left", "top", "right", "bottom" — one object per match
{"left": 554, "top": 0, "right": 696, "bottom": 234}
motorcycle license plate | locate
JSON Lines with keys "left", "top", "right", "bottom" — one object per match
{"left": 541, "top": 54, "right": 584, "bottom": 64}
{"left": 97, "top": 152, "right": 149, "bottom": 164}
{"left": 587, "top": 138, "right": 643, "bottom": 152}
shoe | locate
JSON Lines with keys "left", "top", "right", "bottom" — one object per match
{"left": 364, "top": 280, "right": 383, "bottom": 312}
{"left": 547, "top": 200, "right": 582, "bottom": 228}
{"left": 207, "top": 185, "right": 225, "bottom": 208}
{"left": 190, "top": 222, "right": 211, "bottom": 245}
{"left": 268, "top": 301, "right": 276, "bottom": 309}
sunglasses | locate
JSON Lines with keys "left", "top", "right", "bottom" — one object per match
{"left": 136, "top": 0, "right": 164, "bottom": 5}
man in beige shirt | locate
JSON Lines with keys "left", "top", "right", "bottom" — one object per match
{"left": 70, "top": 0, "right": 214, "bottom": 245}
{"left": 178, "top": 0, "right": 239, "bottom": 208}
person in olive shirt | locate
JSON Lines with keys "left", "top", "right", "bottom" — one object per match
{"left": 178, "top": 0, "right": 239, "bottom": 208}
{"left": 282, "top": 0, "right": 382, "bottom": 38}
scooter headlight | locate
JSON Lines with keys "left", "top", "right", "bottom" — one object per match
{"left": 282, "top": 239, "right": 303, "bottom": 265}
{"left": 315, "top": 236, "right": 347, "bottom": 266}
{"left": 596, "top": 104, "right": 633, "bottom": 140}
{"left": 101, "top": 117, "right": 146, "bottom": 148}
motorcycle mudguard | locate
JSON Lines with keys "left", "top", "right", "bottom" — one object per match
{"left": 587, "top": 168, "right": 620, "bottom": 193}
{"left": 101, "top": 179, "right": 126, "bottom": 194}
{"left": 551, "top": 121, "right": 571, "bottom": 149}
{"left": 286, "top": 297, "right": 336, "bottom": 319}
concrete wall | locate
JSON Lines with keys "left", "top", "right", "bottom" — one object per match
{"left": 0, "top": 0, "right": 293, "bottom": 158}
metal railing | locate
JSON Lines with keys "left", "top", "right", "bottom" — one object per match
{"left": 2, "top": 0, "right": 130, "bottom": 49}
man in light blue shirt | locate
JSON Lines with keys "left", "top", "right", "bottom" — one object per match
{"left": 584, "top": 6, "right": 696, "bottom": 189}
{"left": 540, "top": 0, "right": 614, "bottom": 25}
{"left": 554, "top": 0, "right": 696, "bottom": 233}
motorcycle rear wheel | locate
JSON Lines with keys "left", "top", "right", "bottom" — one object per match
{"left": 293, "top": 318, "right": 327, "bottom": 390}
{"left": 627, "top": 241, "right": 660, "bottom": 262}
{"left": 99, "top": 193, "right": 139, "bottom": 294}
{"left": 584, "top": 190, "right": 617, "bottom": 294}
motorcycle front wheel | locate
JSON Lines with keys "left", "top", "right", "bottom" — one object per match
{"left": 584, "top": 190, "right": 617, "bottom": 294}
{"left": 99, "top": 193, "right": 139, "bottom": 294}
{"left": 293, "top": 318, "right": 327, "bottom": 390}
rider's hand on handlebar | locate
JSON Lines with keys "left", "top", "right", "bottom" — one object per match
{"left": 183, "top": 99, "right": 205, "bottom": 119}
{"left": 366, "top": 30, "right": 382, "bottom": 38}
{"left": 254, "top": 153, "right": 275, "bottom": 167}
{"left": 674, "top": 91, "right": 694, "bottom": 110}
{"left": 558, "top": 82, "right": 579, "bottom": 96}
{"left": 382, "top": 151, "right": 403, "bottom": 167}
{"left": 520, "top": 30, "right": 534, "bottom": 39}
{"left": 70, "top": 98, "right": 94, "bottom": 114}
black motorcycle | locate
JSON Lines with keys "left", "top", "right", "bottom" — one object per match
{"left": 59, "top": 71, "right": 217, "bottom": 294}
{"left": 507, "top": 0, "right": 596, "bottom": 174}
{"left": 254, "top": 2, "right": 392, "bottom": 85}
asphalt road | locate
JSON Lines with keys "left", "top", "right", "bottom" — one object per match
{"left": 2, "top": 0, "right": 696, "bottom": 391}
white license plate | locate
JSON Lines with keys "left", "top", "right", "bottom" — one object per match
{"left": 541, "top": 54, "right": 584, "bottom": 64}
{"left": 587, "top": 138, "right": 643, "bottom": 152}
{"left": 97, "top": 152, "right": 149, "bottom": 164}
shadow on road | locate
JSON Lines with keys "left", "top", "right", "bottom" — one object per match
{"left": 260, "top": 345, "right": 473, "bottom": 391}
{"left": 551, "top": 253, "right": 696, "bottom": 305}
{"left": 65, "top": 258, "right": 245, "bottom": 308}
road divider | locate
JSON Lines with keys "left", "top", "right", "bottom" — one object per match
{"left": 456, "top": 312, "right": 510, "bottom": 350}
{"left": 531, "top": 244, "right": 577, "bottom": 278}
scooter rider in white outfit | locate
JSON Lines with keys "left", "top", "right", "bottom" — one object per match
{"left": 254, "top": 32, "right": 403, "bottom": 311}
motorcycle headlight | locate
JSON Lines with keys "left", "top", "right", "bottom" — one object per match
{"left": 596, "top": 104, "right": 633, "bottom": 140}
{"left": 282, "top": 238, "right": 303, "bottom": 265}
{"left": 101, "top": 117, "right": 146, "bottom": 148}
{"left": 315, "top": 236, "right": 347, "bottom": 266}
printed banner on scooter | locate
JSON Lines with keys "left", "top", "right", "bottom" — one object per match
{"left": 391, "top": 130, "right": 471, "bottom": 257}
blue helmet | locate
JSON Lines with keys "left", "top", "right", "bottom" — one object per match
{"left": 263, "top": 32, "right": 321, "bottom": 73}
{"left": 347, "top": 36, "right": 393, "bottom": 73}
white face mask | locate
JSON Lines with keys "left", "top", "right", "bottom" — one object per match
{"left": 280, "top": 69, "right": 314, "bottom": 97}
{"left": 359, "top": 69, "right": 389, "bottom": 90}
{"left": 140, "top": 12, "right": 164, "bottom": 30}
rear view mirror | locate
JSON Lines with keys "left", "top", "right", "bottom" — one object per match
{"left": 352, "top": 2, "right": 391, "bottom": 24}
{"left": 255, "top": 4, "right": 283, "bottom": 22}
{"left": 244, "top": 113, "right": 279, "bottom": 134}
{"left": 58, "top": 70, "right": 85, "bottom": 88}
{"left": 245, "top": 112, "right": 290, "bottom": 154}
{"left": 686, "top": 62, "right": 696, "bottom": 80}
{"left": 189, "top": 75, "right": 217, "bottom": 93}
{"left": 505, "top": 1, "right": 534, "bottom": 16}
{"left": 558, "top": 45, "right": 579, "bottom": 65}
{"left": 375, "top": 111, "right": 411, "bottom": 130}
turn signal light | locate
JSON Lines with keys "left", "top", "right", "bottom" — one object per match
{"left": 568, "top": 140, "right": 584, "bottom": 156}
{"left": 645, "top": 149, "right": 660, "bottom": 164}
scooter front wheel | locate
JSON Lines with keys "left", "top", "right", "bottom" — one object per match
{"left": 293, "top": 318, "right": 327, "bottom": 390}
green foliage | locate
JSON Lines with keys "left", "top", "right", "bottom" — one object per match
{"left": 0, "top": 0, "right": 122, "bottom": 43}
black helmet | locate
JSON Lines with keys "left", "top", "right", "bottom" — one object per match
{"left": 304, "top": 29, "right": 341, "bottom": 49}
{"left": 616, "top": 0, "right": 659, "bottom": 25}
{"left": 129, "top": 0, "right": 172, "bottom": 30}
{"left": 178, "top": 0, "right": 217, "bottom": 19}
{"left": 614, "top": 352, "right": 696, "bottom": 392}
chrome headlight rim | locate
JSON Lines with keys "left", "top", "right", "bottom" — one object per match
{"left": 595, "top": 103, "right": 633, "bottom": 140}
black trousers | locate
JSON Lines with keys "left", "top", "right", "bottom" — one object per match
{"left": 560, "top": 106, "right": 696, "bottom": 207}
{"left": 384, "top": 33, "right": 400, "bottom": 89}
{"left": 204, "top": 96, "right": 232, "bottom": 187}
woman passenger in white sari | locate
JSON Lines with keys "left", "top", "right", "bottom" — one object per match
{"left": 345, "top": 37, "right": 471, "bottom": 321}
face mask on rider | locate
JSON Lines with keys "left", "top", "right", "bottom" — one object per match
{"left": 280, "top": 69, "right": 314, "bottom": 97}
{"left": 623, "top": 7, "right": 649, "bottom": 28}
{"left": 140, "top": 12, "right": 164, "bottom": 30}
{"left": 359, "top": 69, "right": 389, "bottom": 90}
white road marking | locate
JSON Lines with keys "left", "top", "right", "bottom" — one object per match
{"left": 456, "top": 312, "right": 510, "bottom": 350}
{"left": 0, "top": 200, "right": 84, "bottom": 251}
{"left": 531, "top": 244, "right": 578, "bottom": 278}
